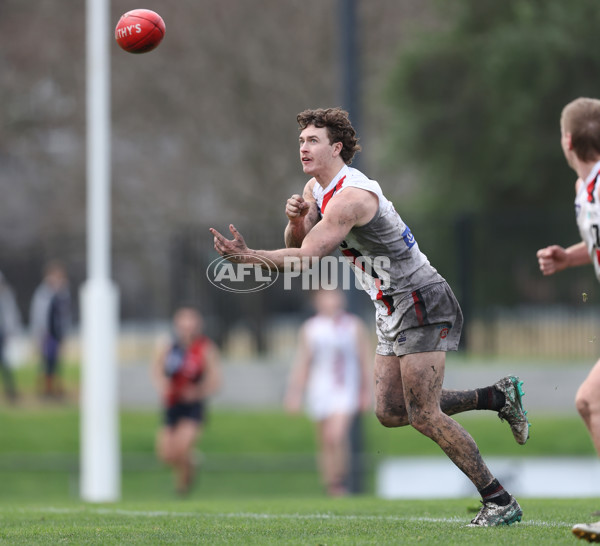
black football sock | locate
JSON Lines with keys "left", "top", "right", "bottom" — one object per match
{"left": 478, "top": 479, "right": 511, "bottom": 506}
{"left": 476, "top": 386, "right": 505, "bottom": 411}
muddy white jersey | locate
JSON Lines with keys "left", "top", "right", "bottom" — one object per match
{"left": 312, "top": 165, "right": 443, "bottom": 315}
{"left": 575, "top": 160, "right": 600, "bottom": 282}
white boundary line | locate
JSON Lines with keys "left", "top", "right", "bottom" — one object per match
{"left": 15, "top": 507, "right": 572, "bottom": 527}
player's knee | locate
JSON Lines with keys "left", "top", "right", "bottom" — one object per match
{"left": 375, "top": 408, "right": 408, "bottom": 428}
{"left": 322, "top": 432, "right": 340, "bottom": 450}
{"left": 321, "top": 422, "right": 347, "bottom": 448}
{"left": 575, "top": 388, "right": 592, "bottom": 419}
{"left": 157, "top": 448, "right": 174, "bottom": 464}
{"left": 158, "top": 444, "right": 181, "bottom": 464}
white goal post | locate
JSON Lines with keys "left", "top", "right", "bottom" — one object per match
{"left": 81, "top": 0, "right": 120, "bottom": 502}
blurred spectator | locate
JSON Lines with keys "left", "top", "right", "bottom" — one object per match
{"left": 30, "top": 261, "right": 71, "bottom": 399}
{"left": 284, "top": 289, "right": 371, "bottom": 496}
{"left": 151, "top": 307, "right": 221, "bottom": 496}
{"left": 0, "top": 271, "right": 23, "bottom": 403}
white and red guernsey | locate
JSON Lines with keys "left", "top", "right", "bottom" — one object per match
{"left": 312, "top": 165, "right": 443, "bottom": 315}
{"left": 576, "top": 160, "right": 600, "bottom": 281}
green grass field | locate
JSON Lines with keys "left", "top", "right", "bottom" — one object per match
{"left": 0, "top": 497, "right": 596, "bottom": 545}
{"left": 0, "top": 365, "right": 598, "bottom": 544}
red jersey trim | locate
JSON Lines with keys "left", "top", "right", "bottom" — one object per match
{"left": 341, "top": 247, "right": 394, "bottom": 316}
{"left": 321, "top": 176, "right": 346, "bottom": 214}
{"left": 587, "top": 168, "right": 600, "bottom": 203}
{"left": 411, "top": 290, "right": 428, "bottom": 326}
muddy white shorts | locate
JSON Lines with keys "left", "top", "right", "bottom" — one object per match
{"left": 375, "top": 281, "right": 463, "bottom": 356}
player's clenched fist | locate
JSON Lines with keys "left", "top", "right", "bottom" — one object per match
{"left": 536, "top": 245, "right": 569, "bottom": 276}
{"left": 286, "top": 194, "right": 309, "bottom": 220}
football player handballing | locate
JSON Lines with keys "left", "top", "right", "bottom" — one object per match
{"left": 212, "top": 108, "right": 529, "bottom": 526}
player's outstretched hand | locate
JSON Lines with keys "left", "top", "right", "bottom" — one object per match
{"left": 285, "top": 194, "right": 309, "bottom": 221}
{"left": 536, "top": 245, "right": 568, "bottom": 276}
{"left": 209, "top": 224, "right": 251, "bottom": 262}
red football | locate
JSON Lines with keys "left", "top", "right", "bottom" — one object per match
{"left": 115, "top": 9, "right": 165, "bottom": 54}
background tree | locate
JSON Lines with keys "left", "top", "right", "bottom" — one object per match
{"left": 384, "top": 0, "right": 600, "bottom": 313}
{"left": 386, "top": 0, "right": 600, "bottom": 215}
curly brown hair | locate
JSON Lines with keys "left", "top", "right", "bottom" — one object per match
{"left": 297, "top": 107, "right": 361, "bottom": 165}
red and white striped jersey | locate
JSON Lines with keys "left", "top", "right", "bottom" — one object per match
{"left": 575, "top": 160, "right": 600, "bottom": 281}
{"left": 312, "top": 165, "right": 443, "bottom": 315}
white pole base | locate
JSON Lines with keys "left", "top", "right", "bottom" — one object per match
{"left": 80, "top": 279, "right": 120, "bottom": 502}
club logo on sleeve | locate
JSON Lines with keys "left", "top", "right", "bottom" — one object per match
{"left": 401, "top": 225, "right": 416, "bottom": 249}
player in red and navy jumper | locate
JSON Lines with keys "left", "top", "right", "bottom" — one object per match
{"left": 152, "top": 307, "right": 221, "bottom": 495}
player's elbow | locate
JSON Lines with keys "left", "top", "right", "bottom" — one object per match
{"left": 298, "top": 245, "right": 335, "bottom": 264}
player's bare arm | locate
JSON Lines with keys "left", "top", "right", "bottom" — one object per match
{"left": 284, "top": 179, "right": 320, "bottom": 248}
{"left": 199, "top": 342, "right": 222, "bottom": 398}
{"left": 537, "top": 242, "right": 591, "bottom": 275}
{"left": 210, "top": 187, "right": 378, "bottom": 269}
{"left": 284, "top": 325, "right": 312, "bottom": 414}
{"left": 537, "top": 178, "right": 591, "bottom": 275}
{"left": 150, "top": 344, "right": 169, "bottom": 397}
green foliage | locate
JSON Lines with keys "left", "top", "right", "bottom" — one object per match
{"left": 387, "top": 0, "right": 600, "bottom": 214}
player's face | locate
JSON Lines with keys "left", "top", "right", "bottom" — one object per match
{"left": 299, "top": 126, "right": 340, "bottom": 176}
{"left": 47, "top": 269, "right": 67, "bottom": 290}
{"left": 174, "top": 309, "right": 201, "bottom": 343}
{"left": 313, "top": 290, "right": 345, "bottom": 317}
